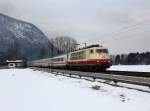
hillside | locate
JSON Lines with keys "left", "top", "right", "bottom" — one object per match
{"left": 0, "top": 13, "right": 55, "bottom": 65}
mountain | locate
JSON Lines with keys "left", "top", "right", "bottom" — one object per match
{"left": 0, "top": 13, "right": 55, "bottom": 65}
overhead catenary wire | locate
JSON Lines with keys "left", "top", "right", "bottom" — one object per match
{"left": 85, "top": 10, "right": 150, "bottom": 44}
{"left": 121, "top": 10, "right": 150, "bottom": 23}
{"left": 101, "top": 20, "right": 150, "bottom": 42}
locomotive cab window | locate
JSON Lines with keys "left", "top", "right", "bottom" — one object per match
{"left": 96, "top": 49, "right": 108, "bottom": 53}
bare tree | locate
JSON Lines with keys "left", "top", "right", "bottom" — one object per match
{"left": 50, "top": 36, "right": 77, "bottom": 55}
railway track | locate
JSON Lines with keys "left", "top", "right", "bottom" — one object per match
{"left": 31, "top": 67, "right": 150, "bottom": 88}
{"left": 106, "top": 70, "right": 150, "bottom": 77}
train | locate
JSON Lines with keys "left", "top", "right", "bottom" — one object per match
{"left": 28, "top": 44, "right": 112, "bottom": 71}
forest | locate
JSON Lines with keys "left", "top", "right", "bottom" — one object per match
{"left": 111, "top": 52, "right": 150, "bottom": 65}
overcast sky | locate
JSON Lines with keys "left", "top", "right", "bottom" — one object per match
{"left": 0, "top": 0, "right": 150, "bottom": 54}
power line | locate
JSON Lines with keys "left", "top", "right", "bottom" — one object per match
{"left": 102, "top": 23, "right": 150, "bottom": 43}
{"left": 121, "top": 10, "right": 150, "bottom": 23}
{"left": 85, "top": 12, "right": 150, "bottom": 43}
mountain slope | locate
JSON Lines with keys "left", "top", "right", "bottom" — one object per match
{"left": 0, "top": 13, "right": 55, "bottom": 64}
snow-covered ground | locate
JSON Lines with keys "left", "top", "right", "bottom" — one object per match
{"left": 108, "top": 65, "right": 150, "bottom": 72}
{"left": 0, "top": 68, "right": 150, "bottom": 111}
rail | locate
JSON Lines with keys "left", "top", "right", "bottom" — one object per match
{"left": 31, "top": 67, "right": 150, "bottom": 88}
{"left": 107, "top": 70, "right": 150, "bottom": 77}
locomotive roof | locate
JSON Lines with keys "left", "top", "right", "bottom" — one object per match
{"left": 70, "top": 45, "right": 107, "bottom": 53}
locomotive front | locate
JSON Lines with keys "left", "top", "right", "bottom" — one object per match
{"left": 87, "top": 47, "right": 112, "bottom": 70}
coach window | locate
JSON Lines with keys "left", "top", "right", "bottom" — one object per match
{"left": 90, "top": 49, "right": 93, "bottom": 54}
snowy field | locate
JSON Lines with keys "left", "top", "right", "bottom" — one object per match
{"left": 0, "top": 68, "right": 150, "bottom": 111}
{"left": 108, "top": 65, "right": 150, "bottom": 72}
